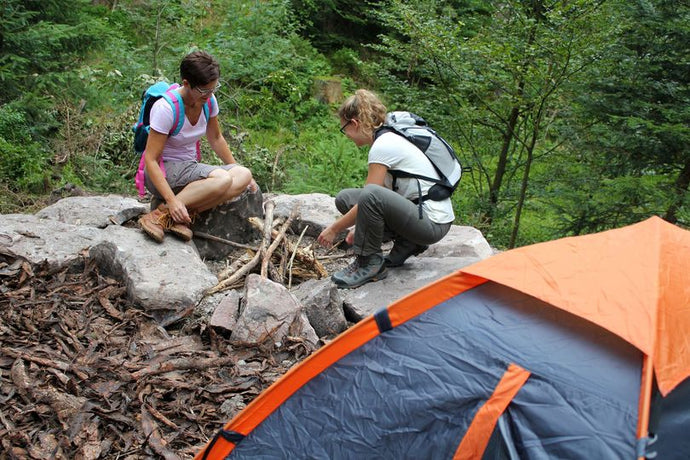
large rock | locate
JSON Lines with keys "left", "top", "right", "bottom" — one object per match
{"left": 0, "top": 214, "right": 102, "bottom": 269}
{"left": 421, "top": 225, "right": 495, "bottom": 259}
{"left": 89, "top": 225, "right": 218, "bottom": 326}
{"left": 191, "top": 190, "right": 264, "bottom": 260}
{"left": 341, "top": 256, "right": 482, "bottom": 320}
{"left": 270, "top": 193, "right": 343, "bottom": 238}
{"left": 291, "top": 279, "right": 348, "bottom": 338}
{"left": 232, "top": 274, "right": 318, "bottom": 346}
{"left": 35, "top": 195, "right": 147, "bottom": 227}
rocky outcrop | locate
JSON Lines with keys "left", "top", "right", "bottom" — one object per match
{"left": 0, "top": 193, "right": 495, "bottom": 343}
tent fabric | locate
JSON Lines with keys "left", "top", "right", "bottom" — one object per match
{"left": 197, "top": 217, "right": 690, "bottom": 460}
{"left": 196, "top": 273, "right": 486, "bottom": 460}
{"left": 453, "top": 363, "right": 530, "bottom": 460}
{"left": 214, "top": 282, "right": 640, "bottom": 459}
{"left": 461, "top": 216, "right": 690, "bottom": 396}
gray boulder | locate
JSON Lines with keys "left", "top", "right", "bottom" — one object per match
{"left": 232, "top": 274, "right": 318, "bottom": 346}
{"left": 89, "top": 225, "right": 217, "bottom": 326}
{"left": 291, "top": 278, "right": 348, "bottom": 338}
{"left": 35, "top": 195, "right": 147, "bottom": 227}
{"left": 0, "top": 214, "right": 102, "bottom": 269}
{"left": 191, "top": 189, "right": 264, "bottom": 260}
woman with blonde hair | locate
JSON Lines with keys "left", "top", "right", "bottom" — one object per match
{"left": 317, "top": 89, "right": 454, "bottom": 288}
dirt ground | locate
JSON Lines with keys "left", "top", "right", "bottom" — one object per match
{"left": 0, "top": 237, "right": 353, "bottom": 459}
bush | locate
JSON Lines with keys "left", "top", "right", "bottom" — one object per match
{"left": 0, "top": 105, "right": 52, "bottom": 193}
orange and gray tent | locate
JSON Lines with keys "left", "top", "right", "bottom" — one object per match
{"left": 196, "top": 216, "right": 690, "bottom": 459}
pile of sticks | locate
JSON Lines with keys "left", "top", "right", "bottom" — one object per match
{"left": 207, "top": 200, "right": 328, "bottom": 294}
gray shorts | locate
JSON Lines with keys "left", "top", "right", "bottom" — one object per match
{"left": 144, "top": 160, "right": 238, "bottom": 198}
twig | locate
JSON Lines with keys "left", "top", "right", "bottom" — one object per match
{"left": 261, "top": 209, "right": 297, "bottom": 279}
{"left": 259, "top": 201, "right": 275, "bottom": 278}
{"left": 216, "top": 253, "right": 251, "bottom": 280}
{"left": 206, "top": 250, "right": 260, "bottom": 294}
{"left": 140, "top": 406, "right": 182, "bottom": 460}
{"left": 288, "top": 225, "right": 309, "bottom": 289}
{"left": 193, "top": 231, "right": 258, "bottom": 251}
{"left": 131, "top": 356, "right": 235, "bottom": 380}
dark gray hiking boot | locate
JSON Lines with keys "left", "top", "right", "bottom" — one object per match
{"left": 384, "top": 239, "right": 429, "bottom": 267}
{"left": 332, "top": 253, "right": 387, "bottom": 289}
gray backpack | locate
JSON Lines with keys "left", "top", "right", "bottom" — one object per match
{"left": 374, "top": 111, "right": 462, "bottom": 202}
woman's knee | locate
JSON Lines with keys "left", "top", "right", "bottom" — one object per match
{"left": 230, "top": 165, "right": 253, "bottom": 189}
{"left": 359, "top": 184, "right": 386, "bottom": 204}
{"left": 335, "top": 188, "right": 361, "bottom": 214}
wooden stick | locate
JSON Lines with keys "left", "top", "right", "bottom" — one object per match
{"left": 193, "top": 231, "right": 257, "bottom": 251}
{"left": 216, "top": 253, "right": 251, "bottom": 280}
{"left": 248, "top": 213, "right": 327, "bottom": 276}
{"left": 261, "top": 208, "right": 297, "bottom": 279}
{"left": 259, "top": 200, "right": 275, "bottom": 278}
{"left": 206, "top": 250, "right": 261, "bottom": 295}
{"left": 131, "top": 356, "right": 235, "bottom": 380}
{"left": 288, "top": 225, "right": 309, "bottom": 289}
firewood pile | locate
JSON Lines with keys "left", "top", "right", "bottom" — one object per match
{"left": 205, "top": 200, "right": 340, "bottom": 294}
{"left": 0, "top": 253, "right": 319, "bottom": 459}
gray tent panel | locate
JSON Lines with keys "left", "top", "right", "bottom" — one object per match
{"left": 228, "top": 282, "right": 641, "bottom": 459}
{"left": 654, "top": 376, "right": 690, "bottom": 458}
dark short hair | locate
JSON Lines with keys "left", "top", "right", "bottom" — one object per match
{"left": 180, "top": 50, "right": 220, "bottom": 87}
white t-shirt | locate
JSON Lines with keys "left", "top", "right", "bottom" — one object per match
{"left": 149, "top": 91, "right": 219, "bottom": 162}
{"left": 369, "top": 131, "right": 455, "bottom": 224}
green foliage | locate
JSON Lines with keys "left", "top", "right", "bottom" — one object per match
{"left": 2, "top": 0, "right": 688, "bottom": 245}
{"left": 0, "top": 104, "right": 52, "bottom": 192}
{"left": 566, "top": 0, "right": 690, "bottom": 225}
{"left": 283, "top": 132, "right": 368, "bottom": 196}
{"left": 0, "top": 0, "right": 110, "bottom": 104}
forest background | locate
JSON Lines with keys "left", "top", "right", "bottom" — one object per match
{"left": 1, "top": 0, "right": 688, "bottom": 249}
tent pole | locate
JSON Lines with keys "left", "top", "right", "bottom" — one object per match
{"left": 636, "top": 354, "right": 653, "bottom": 460}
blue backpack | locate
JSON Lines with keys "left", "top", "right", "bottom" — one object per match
{"left": 132, "top": 82, "right": 215, "bottom": 197}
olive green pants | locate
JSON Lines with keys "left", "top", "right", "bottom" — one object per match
{"left": 335, "top": 184, "right": 451, "bottom": 256}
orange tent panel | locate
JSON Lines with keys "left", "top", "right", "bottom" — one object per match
{"left": 462, "top": 216, "right": 690, "bottom": 396}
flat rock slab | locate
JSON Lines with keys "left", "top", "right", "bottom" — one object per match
{"left": 0, "top": 214, "right": 102, "bottom": 269}
{"left": 90, "top": 225, "right": 218, "bottom": 326}
{"left": 35, "top": 194, "right": 147, "bottom": 227}
{"left": 422, "top": 226, "right": 495, "bottom": 259}
{"left": 341, "top": 255, "right": 482, "bottom": 320}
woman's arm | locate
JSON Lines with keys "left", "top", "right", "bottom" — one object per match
{"left": 206, "top": 116, "right": 236, "bottom": 164}
{"left": 317, "top": 163, "right": 388, "bottom": 247}
{"left": 144, "top": 130, "right": 191, "bottom": 223}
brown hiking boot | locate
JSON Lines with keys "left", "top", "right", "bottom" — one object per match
{"left": 157, "top": 204, "right": 194, "bottom": 241}
{"left": 139, "top": 207, "right": 166, "bottom": 243}
{"left": 168, "top": 221, "right": 193, "bottom": 241}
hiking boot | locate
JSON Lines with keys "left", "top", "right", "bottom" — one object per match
{"left": 332, "top": 253, "right": 387, "bottom": 289}
{"left": 384, "top": 239, "right": 429, "bottom": 267}
{"left": 168, "top": 222, "right": 193, "bottom": 241}
{"left": 139, "top": 207, "right": 167, "bottom": 243}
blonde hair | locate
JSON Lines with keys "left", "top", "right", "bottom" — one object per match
{"left": 337, "top": 89, "right": 387, "bottom": 138}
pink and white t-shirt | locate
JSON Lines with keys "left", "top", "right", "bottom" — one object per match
{"left": 148, "top": 92, "right": 219, "bottom": 162}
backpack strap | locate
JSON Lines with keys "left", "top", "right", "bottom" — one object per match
{"left": 161, "top": 84, "right": 184, "bottom": 137}
{"left": 203, "top": 94, "right": 216, "bottom": 121}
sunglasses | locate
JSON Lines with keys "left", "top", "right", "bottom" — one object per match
{"left": 339, "top": 119, "right": 352, "bottom": 134}
{"left": 195, "top": 83, "right": 222, "bottom": 96}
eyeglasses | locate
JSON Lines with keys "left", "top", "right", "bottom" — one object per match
{"left": 195, "top": 83, "right": 222, "bottom": 96}
{"left": 339, "top": 119, "right": 352, "bottom": 134}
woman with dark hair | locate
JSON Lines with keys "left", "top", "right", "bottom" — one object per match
{"left": 317, "top": 89, "right": 454, "bottom": 288}
{"left": 138, "top": 50, "right": 256, "bottom": 242}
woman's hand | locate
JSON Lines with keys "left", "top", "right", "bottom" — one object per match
{"left": 345, "top": 228, "right": 355, "bottom": 245}
{"left": 317, "top": 226, "right": 338, "bottom": 248}
{"left": 167, "top": 197, "right": 191, "bottom": 224}
{"left": 247, "top": 179, "right": 259, "bottom": 193}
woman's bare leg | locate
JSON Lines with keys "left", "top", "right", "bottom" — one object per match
{"left": 176, "top": 166, "right": 253, "bottom": 213}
